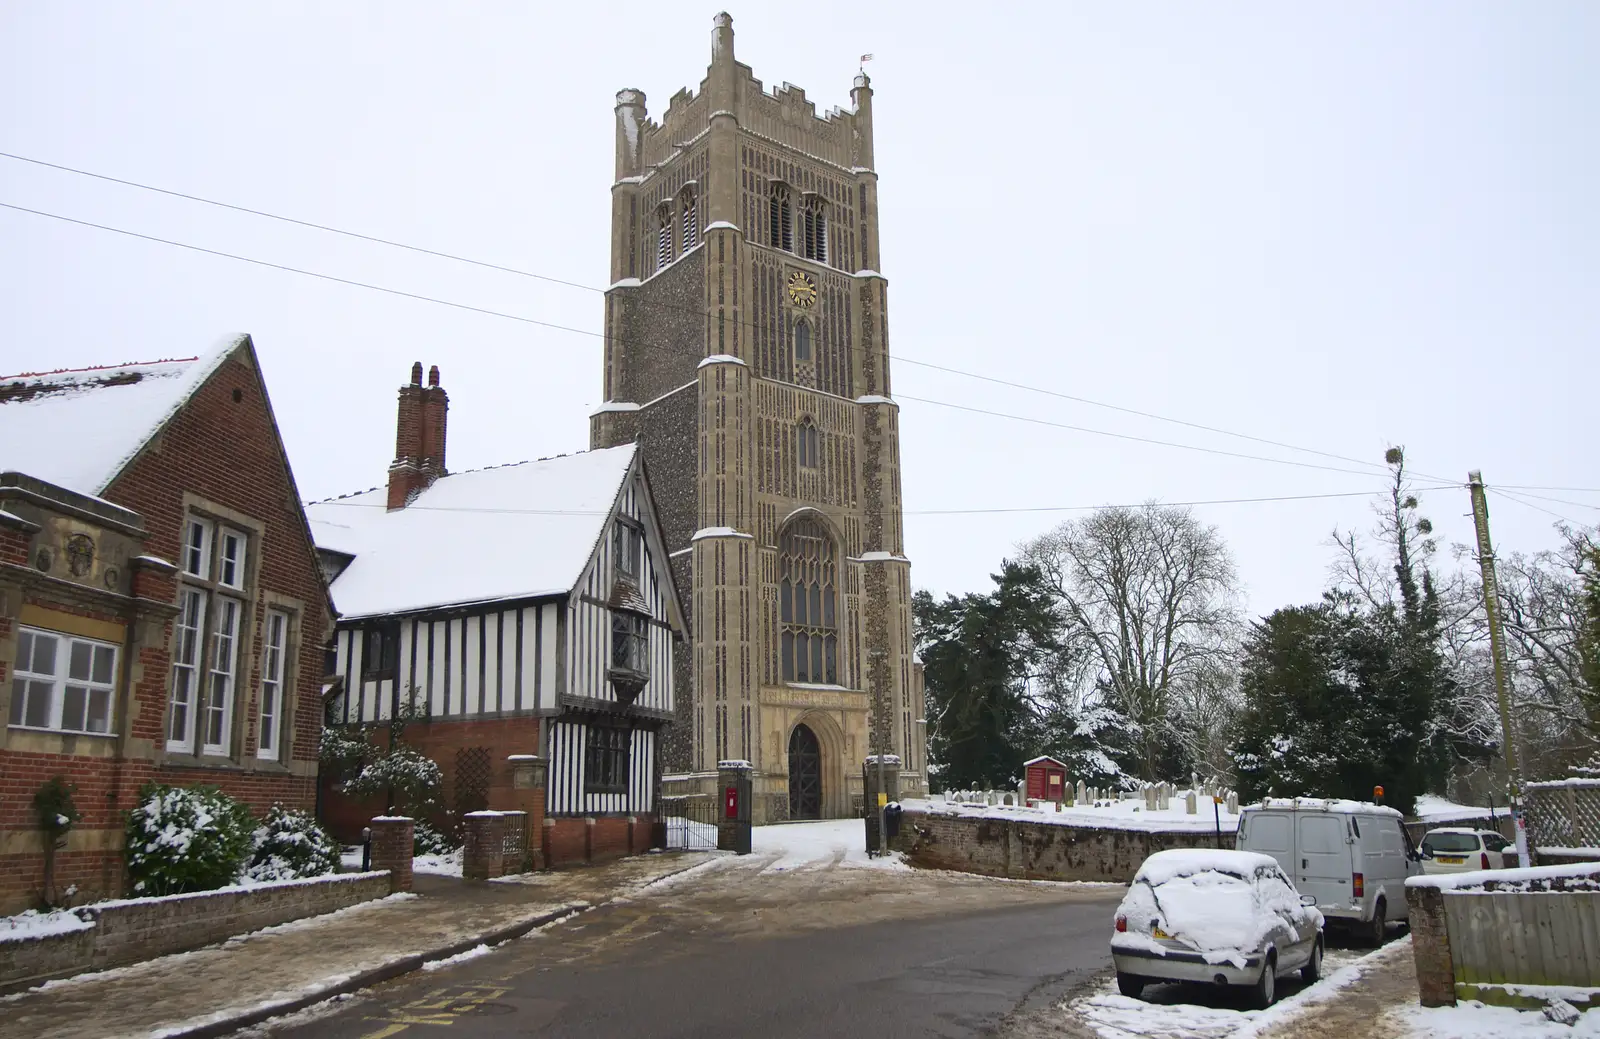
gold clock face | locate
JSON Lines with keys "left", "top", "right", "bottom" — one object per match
{"left": 786, "top": 270, "right": 818, "bottom": 309}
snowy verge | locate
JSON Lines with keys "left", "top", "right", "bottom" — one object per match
{"left": 1065, "top": 935, "right": 1409, "bottom": 1039}
{"left": 1397, "top": 1000, "right": 1600, "bottom": 1037}
{"left": 421, "top": 943, "right": 491, "bottom": 971}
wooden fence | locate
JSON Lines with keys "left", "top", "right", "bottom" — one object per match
{"left": 1443, "top": 891, "right": 1600, "bottom": 988}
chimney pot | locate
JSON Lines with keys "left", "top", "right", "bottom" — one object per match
{"left": 428, "top": 365, "right": 441, "bottom": 388}
{"left": 410, "top": 361, "right": 423, "bottom": 386}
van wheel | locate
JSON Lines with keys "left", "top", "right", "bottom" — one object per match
{"left": 1252, "top": 952, "right": 1277, "bottom": 1009}
{"left": 1116, "top": 973, "right": 1145, "bottom": 999}
{"left": 1367, "top": 898, "right": 1387, "bottom": 947}
{"left": 1301, "top": 937, "right": 1323, "bottom": 983}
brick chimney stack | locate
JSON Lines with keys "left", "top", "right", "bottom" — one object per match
{"left": 386, "top": 362, "right": 449, "bottom": 510}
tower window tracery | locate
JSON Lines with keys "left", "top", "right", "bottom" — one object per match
{"left": 769, "top": 183, "right": 793, "bottom": 252}
{"left": 793, "top": 320, "right": 812, "bottom": 362}
{"left": 796, "top": 417, "right": 819, "bottom": 469}
{"left": 680, "top": 187, "right": 698, "bottom": 251}
{"left": 801, "top": 196, "right": 828, "bottom": 264}
{"left": 778, "top": 518, "right": 837, "bottom": 684}
{"left": 655, "top": 203, "right": 674, "bottom": 272}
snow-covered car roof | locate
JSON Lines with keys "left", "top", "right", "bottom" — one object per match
{"left": 1240, "top": 797, "right": 1403, "bottom": 819}
{"left": 1133, "top": 849, "right": 1283, "bottom": 886}
{"left": 1421, "top": 827, "right": 1498, "bottom": 835}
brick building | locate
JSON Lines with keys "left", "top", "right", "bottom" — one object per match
{"left": 589, "top": 13, "right": 927, "bottom": 822}
{"left": 0, "top": 334, "right": 332, "bottom": 912}
{"left": 307, "top": 364, "right": 685, "bottom": 868}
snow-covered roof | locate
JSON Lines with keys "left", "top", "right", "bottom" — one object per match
{"left": 1023, "top": 756, "right": 1067, "bottom": 768}
{"left": 0, "top": 335, "right": 243, "bottom": 496}
{"left": 1240, "top": 798, "right": 1403, "bottom": 819}
{"left": 1132, "top": 849, "right": 1282, "bottom": 885}
{"left": 1413, "top": 794, "right": 1508, "bottom": 823}
{"left": 304, "top": 445, "right": 637, "bottom": 620}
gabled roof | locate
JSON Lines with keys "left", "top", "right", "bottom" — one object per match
{"left": 0, "top": 335, "right": 245, "bottom": 497}
{"left": 304, "top": 444, "right": 639, "bottom": 621}
{"left": 1023, "top": 755, "right": 1068, "bottom": 768}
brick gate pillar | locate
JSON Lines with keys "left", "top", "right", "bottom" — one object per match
{"left": 506, "top": 755, "right": 547, "bottom": 870}
{"left": 368, "top": 816, "right": 414, "bottom": 893}
{"left": 463, "top": 811, "right": 507, "bottom": 881}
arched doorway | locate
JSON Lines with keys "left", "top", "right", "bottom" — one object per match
{"left": 788, "top": 723, "right": 822, "bottom": 820}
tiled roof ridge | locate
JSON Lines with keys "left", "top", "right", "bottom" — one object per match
{"left": 303, "top": 444, "right": 628, "bottom": 506}
{"left": 1, "top": 356, "right": 200, "bottom": 381}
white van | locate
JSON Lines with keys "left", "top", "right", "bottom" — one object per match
{"left": 1235, "top": 798, "right": 1421, "bottom": 945}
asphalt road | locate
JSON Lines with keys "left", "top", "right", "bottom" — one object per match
{"left": 256, "top": 849, "right": 1123, "bottom": 1039}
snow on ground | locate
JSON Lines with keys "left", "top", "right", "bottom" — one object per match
{"left": 1414, "top": 795, "right": 1509, "bottom": 824}
{"left": 413, "top": 848, "right": 464, "bottom": 877}
{"left": 1066, "top": 935, "right": 1400, "bottom": 1038}
{"left": 0, "top": 907, "right": 94, "bottom": 942}
{"left": 1398, "top": 1001, "right": 1600, "bottom": 1037}
{"left": 752, "top": 819, "right": 909, "bottom": 872}
{"left": 907, "top": 793, "right": 1242, "bottom": 833}
{"left": 421, "top": 943, "right": 492, "bottom": 971}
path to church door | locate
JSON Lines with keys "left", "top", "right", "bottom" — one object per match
{"left": 788, "top": 724, "right": 821, "bottom": 820}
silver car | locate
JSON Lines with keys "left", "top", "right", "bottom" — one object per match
{"left": 1110, "top": 849, "right": 1325, "bottom": 1008}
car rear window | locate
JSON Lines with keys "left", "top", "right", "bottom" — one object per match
{"left": 1423, "top": 832, "right": 1480, "bottom": 854}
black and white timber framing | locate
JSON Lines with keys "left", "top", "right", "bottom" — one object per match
{"left": 321, "top": 449, "right": 684, "bottom": 817}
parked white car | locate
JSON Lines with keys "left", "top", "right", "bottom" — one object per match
{"left": 1235, "top": 799, "right": 1419, "bottom": 946}
{"left": 1419, "top": 828, "right": 1511, "bottom": 874}
{"left": 1110, "top": 849, "right": 1324, "bottom": 1009}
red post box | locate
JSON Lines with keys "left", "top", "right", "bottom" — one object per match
{"left": 725, "top": 785, "right": 739, "bottom": 819}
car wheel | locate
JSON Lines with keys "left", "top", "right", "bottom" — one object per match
{"left": 1252, "top": 952, "right": 1277, "bottom": 1009}
{"left": 1116, "top": 973, "right": 1145, "bottom": 999}
{"left": 1367, "top": 898, "right": 1387, "bottom": 948}
{"left": 1301, "top": 936, "right": 1323, "bottom": 983}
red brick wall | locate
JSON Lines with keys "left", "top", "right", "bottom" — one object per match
{"left": 104, "top": 340, "right": 332, "bottom": 795}
{"left": 319, "top": 715, "right": 543, "bottom": 843}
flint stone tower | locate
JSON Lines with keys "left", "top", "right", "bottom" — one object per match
{"left": 590, "top": 13, "right": 926, "bottom": 822}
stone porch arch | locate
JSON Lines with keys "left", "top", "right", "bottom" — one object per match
{"left": 786, "top": 709, "right": 851, "bottom": 820}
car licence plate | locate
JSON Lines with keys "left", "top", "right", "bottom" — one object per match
{"left": 1438, "top": 856, "right": 1465, "bottom": 865}
{"left": 1152, "top": 926, "right": 1171, "bottom": 939}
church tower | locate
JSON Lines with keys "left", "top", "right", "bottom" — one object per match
{"left": 590, "top": 13, "right": 925, "bottom": 822}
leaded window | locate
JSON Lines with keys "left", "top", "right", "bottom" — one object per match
{"left": 779, "top": 518, "right": 838, "bottom": 684}
{"left": 585, "top": 725, "right": 630, "bottom": 794}
{"left": 611, "top": 612, "right": 649, "bottom": 675}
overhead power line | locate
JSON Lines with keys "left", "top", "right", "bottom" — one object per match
{"left": 1, "top": 149, "right": 1414, "bottom": 480}
{"left": 4, "top": 197, "right": 1441, "bottom": 486}
{"left": 1488, "top": 487, "right": 1584, "bottom": 528}
{"left": 308, "top": 487, "right": 1418, "bottom": 517}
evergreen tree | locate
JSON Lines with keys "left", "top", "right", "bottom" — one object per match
{"left": 915, "top": 563, "right": 1068, "bottom": 790}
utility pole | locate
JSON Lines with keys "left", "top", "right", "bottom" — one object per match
{"left": 1468, "top": 471, "right": 1534, "bottom": 868}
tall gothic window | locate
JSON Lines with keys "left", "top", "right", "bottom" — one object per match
{"left": 802, "top": 198, "right": 828, "bottom": 263}
{"left": 796, "top": 418, "right": 819, "bottom": 469}
{"left": 769, "top": 184, "right": 793, "bottom": 252}
{"left": 680, "top": 189, "right": 698, "bottom": 251}
{"left": 794, "top": 320, "right": 811, "bottom": 362}
{"left": 655, "top": 204, "right": 674, "bottom": 271}
{"left": 779, "top": 518, "right": 837, "bottom": 684}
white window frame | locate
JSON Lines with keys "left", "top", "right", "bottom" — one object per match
{"left": 8, "top": 626, "right": 119, "bottom": 735}
{"left": 257, "top": 609, "right": 291, "bottom": 760}
{"left": 182, "top": 517, "right": 213, "bottom": 579}
{"left": 201, "top": 596, "right": 241, "bottom": 755}
{"left": 168, "top": 586, "right": 207, "bottom": 749}
{"left": 218, "top": 528, "right": 248, "bottom": 590}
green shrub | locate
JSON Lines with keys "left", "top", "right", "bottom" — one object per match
{"left": 413, "top": 820, "right": 458, "bottom": 856}
{"left": 125, "top": 784, "right": 254, "bottom": 896}
{"left": 245, "top": 805, "right": 341, "bottom": 882}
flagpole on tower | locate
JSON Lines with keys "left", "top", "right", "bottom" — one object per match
{"left": 859, "top": 52, "right": 874, "bottom": 75}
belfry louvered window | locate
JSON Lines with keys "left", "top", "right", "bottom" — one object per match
{"left": 770, "top": 184, "right": 793, "bottom": 252}
{"left": 655, "top": 205, "right": 674, "bottom": 271}
{"left": 680, "top": 189, "right": 698, "bottom": 251}
{"left": 779, "top": 518, "right": 837, "bottom": 685}
{"left": 802, "top": 198, "right": 828, "bottom": 264}
{"left": 796, "top": 418, "right": 819, "bottom": 469}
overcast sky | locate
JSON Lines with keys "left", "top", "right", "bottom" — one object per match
{"left": 3, "top": 2, "right": 1595, "bottom": 618}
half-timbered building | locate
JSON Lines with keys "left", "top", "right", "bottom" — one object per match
{"left": 307, "top": 364, "right": 684, "bottom": 867}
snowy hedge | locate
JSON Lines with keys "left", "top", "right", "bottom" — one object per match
{"left": 245, "top": 804, "right": 341, "bottom": 882}
{"left": 125, "top": 784, "right": 255, "bottom": 896}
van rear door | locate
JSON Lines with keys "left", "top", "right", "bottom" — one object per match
{"left": 1296, "top": 813, "right": 1353, "bottom": 908}
{"left": 1240, "top": 811, "right": 1295, "bottom": 877}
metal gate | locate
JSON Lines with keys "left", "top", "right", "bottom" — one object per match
{"left": 660, "top": 795, "right": 719, "bottom": 850}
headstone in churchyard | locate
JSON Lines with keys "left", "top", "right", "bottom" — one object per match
{"left": 1185, "top": 791, "right": 1198, "bottom": 815}
{"left": 1076, "top": 780, "right": 1087, "bottom": 803}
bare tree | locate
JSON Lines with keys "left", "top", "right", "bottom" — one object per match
{"left": 1022, "top": 503, "right": 1242, "bottom": 781}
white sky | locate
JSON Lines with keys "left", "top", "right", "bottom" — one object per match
{"left": 2, "top": 2, "right": 1595, "bottom": 618}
